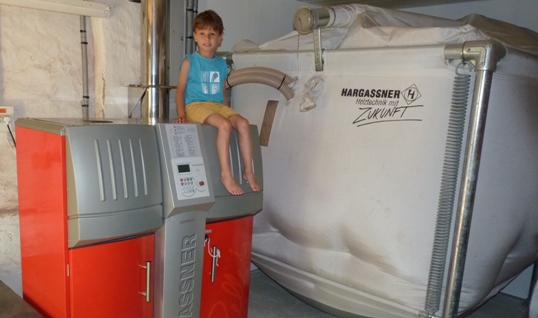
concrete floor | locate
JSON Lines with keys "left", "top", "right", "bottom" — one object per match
{"left": 0, "top": 269, "right": 529, "bottom": 318}
{"left": 248, "top": 269, "right": 530, "bottom": 318}
{"left": 0, "top": 280, "right": 40, "bottom": 318}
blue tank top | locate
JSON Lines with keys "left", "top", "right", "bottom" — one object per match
{"left": 183, "top": 52, "right": 228, "bottom": 105}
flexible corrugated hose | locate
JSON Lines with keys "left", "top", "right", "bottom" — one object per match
{"left": 226, "top": 67, "right": 295, "bottom": 101}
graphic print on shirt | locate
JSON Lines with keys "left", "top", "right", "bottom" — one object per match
{"left": 200, "top": 71, "right": 221, "bottom": 96}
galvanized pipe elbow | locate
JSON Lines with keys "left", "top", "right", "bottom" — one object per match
{"left": 445, "top": 40, "right": 506, "bottom": 71}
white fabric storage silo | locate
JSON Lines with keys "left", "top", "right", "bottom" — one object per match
{"left": 230, "top": 5, "right": 538, "bottom": 317}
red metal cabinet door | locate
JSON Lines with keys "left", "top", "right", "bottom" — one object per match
{"left": 17, "top": 127, "right": 70, "bottom": 318}
{"left": 69, "top": 235, "right": 154, "bottom": 318}
{"left": 201, "top": 216, "right": 254, "bottom": 318}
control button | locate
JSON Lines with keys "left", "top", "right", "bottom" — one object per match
{"left": 199, "top": 181, "right": 205, "bottom": 186}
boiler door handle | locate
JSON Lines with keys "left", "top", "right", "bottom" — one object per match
{"left": 139, "top": 261, "right": 151, "bottom": 302}
{"left": 211, "top": 245, "right": 218, "bottom": 282}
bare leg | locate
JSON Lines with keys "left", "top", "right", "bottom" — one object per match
{"left": 229, "top": 115, "right": 261, "bottom": 192}
{"left": 204, "top": 114, "right": 244, "bottom": 195}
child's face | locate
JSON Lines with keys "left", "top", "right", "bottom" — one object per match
{"left": 193, "top": 27, "right": 222, "bottom": 56}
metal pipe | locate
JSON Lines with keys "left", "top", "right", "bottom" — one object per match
{"left": 442, "top": 69, "right": 492, "bottom": 318}
{"left": 185, "top": 0, "right": 197, "bottom": 55}
{"left": 80, "top": 15, "right": 89, "bottom": 121}
{"left": 442, "top": 40, "right": 505, "bottom": 318}
{"left": 141, "top": 0, "right": 169, "bottom": 122}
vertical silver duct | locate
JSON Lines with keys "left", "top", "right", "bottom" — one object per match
{"left": 141, "top": 0, "right": 169, "bottom": 121}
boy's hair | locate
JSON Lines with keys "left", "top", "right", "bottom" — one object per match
{"left": 193, "top": 10, "right": 224, "bottom": 35}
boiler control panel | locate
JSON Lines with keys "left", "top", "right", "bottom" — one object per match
{"left": 165, "top": 124, "right": 210, "bottom": 200}
{"left": 156, "top": 123, "right": 215, "bottom": 218}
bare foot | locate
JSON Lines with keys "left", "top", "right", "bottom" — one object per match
{"left": 222, "top": 175, "right": 244, "bottom": 196}
{"left": 243, "top": 171, "right": 261, "bottom": 192}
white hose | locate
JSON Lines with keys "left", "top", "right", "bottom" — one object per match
{"left": 300, "top": 76, "right": 325, "bottom": 112}
{"left": 226, "top": 67, "right": 295, "bottom": 101}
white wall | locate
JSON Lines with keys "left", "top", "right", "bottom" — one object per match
{"left": 404, "top": 0, "right": 538, "bottom": 32}
{"left": 168, "top": 0, "right": 306, "bottom": 121}
{"left": 0, "top": 5, "right": 86, "bottom": 296}
{"left": 0, "top": 0, "right": 537, "bottom": 301}
{"left": 198, "top": 0, "right": 306, "bottom": 51}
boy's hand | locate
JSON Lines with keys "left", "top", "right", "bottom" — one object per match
{"left": 174, "top": 117, "right": 187, "bottom": 123}
{"left": 174, "top": 113, "right": 188, "bottom": 123}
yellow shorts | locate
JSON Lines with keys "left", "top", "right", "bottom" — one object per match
{"left": 185, "top": 102, "right": 239, "bottom": 124}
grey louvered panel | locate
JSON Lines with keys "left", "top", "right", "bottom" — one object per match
{"left": 66, "top": 124, "right": 162, "bottom": 217}
{"left": 92, "top": 137, "right": 149, "bottom": 202}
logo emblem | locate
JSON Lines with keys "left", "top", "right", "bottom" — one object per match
{"left": 402, "top": 84, "right": 421, "bottom": 105}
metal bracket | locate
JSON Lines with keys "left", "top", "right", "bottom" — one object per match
{"left": 313, "top": 28, "right": 323, "bottom": 72}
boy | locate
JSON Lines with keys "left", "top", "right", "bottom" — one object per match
{"left": 175, "top": 10, "right": 260, "bottom": 196}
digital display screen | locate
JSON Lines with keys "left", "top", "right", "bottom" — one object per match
{"left": 177, "top": 164, "right": 191, "bottom": 174}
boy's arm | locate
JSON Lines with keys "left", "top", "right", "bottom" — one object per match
{"left": 175, "top": 58, "right": 190, "bottom": 123}
{"left": 222, "top": 80, "right": 230, "bottom": 106}
{"left": 222, "top": 75, "right": 230, "bottom": 107}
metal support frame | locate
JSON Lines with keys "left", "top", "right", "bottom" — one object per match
{"left": 442, "top": 40, "right": 506, "bottom": 318}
